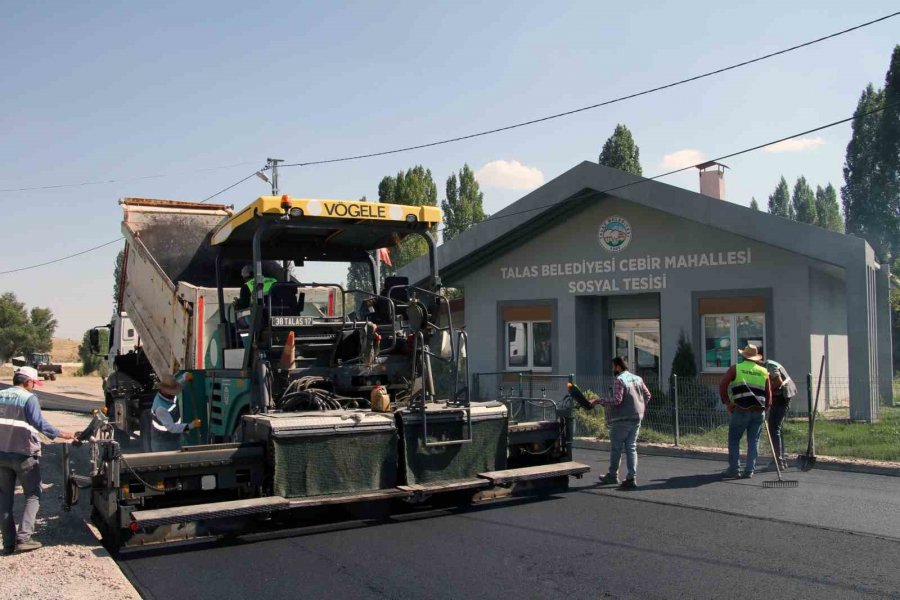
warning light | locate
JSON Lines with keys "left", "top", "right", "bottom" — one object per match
{"left": 129, "top": 521, "right": 139, "bottom": 533}
{"left": 280, "top": 194, "right": 291, "bottom": 210}
{"left": 101, "top": 406, "right": 109, "bottom": 415}
{"left": 185, "top": 372, "right": 194, "bottom": 382}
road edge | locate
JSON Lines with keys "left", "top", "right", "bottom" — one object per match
{"left": 573, "top": 437, "right": 900, "bottom": 477}
{"left": 82, "top": 518, "right": 143, "bottom": 600}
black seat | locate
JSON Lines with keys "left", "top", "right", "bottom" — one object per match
{"left": 267, "top": 283, "right": 304, "bottom": 317}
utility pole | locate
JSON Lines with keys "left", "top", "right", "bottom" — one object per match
{"left": 266, "top": 158, "right": 284, "bottom": 195}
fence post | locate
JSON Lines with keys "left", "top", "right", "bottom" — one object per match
{"left": 474, "top": 372, "right": 480, "bottom": 402}
{"left": 673, "top": 374, "right": 680, "bottom": 447}
{"left": 517, "top": 371, "right": 523, "bottom": 397}
{"left": 806, "top": 372, "right": 813, "bottom": 439}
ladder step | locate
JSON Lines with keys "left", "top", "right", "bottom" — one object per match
{"left": 477, "top": 461, "right": 591, "bottom": 485}
{"left": 132, "top": 496, "right": 289, "bottom": 528}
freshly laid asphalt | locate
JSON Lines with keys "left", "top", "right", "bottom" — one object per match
{"left": 116, "top": 446, "right": 900, "bottom": 600}
{"left": 0, "top": 382, "right": 102, "bottom": 413}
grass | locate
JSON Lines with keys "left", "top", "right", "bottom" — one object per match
{"left": 576, "top": 406, "right": 900, "bottom": 462}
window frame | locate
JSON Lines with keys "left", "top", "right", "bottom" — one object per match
{"left": 504, "top": 319, "right": 552, "bottom": 372}
{"left": 701, "top": 312, "right": 766, "bottom": 373}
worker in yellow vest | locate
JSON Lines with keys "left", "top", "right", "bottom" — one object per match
{"left": 234, "top": 265, "right": 277, "bottom": 310}
{"left": 718, "top": 345, "right": 772, "bottom": 479}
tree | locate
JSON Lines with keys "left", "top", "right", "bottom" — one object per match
{"left": 378, "top": 166, "right": 438, "bottom": 273}
{"left": 873, "top": 45, "right": 900, "bottom": 259}
{"left": 670, "top": 330, "right": 697, "bottom": 378}
{"left": 767, "top": 176, "right": 793, "bottom": 219}
{"left": 0, "top": 292, "right": 31, "bottom": 362}
{"left": 113, "top": 249, "right": 125, "bottom": 311}
{"left": 815, "top": 183, "right": 844, "bottom": 233}
{"left": 598, "top": 124, "right": 643, "bottom": 176}
{"left": 749, "top": 197, "right": 760, "bottom": 211}
{"left": 28, "top": 307, "right": 56, "bottom": 354}
{"left": 842, "top": 84, "right": 888, "bottom": 257}
{"left": 792, "top": 176, "right": 818, "bottom": 225}
{"left": 441, "top": 164, "right": 486, "bottom": 242}
{"left": 78, "top": 328, "right": 106, "bottom": 375}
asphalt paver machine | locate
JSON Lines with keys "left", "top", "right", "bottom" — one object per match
{"left": 66, "top": 195, "right": 589, "bottom": 551}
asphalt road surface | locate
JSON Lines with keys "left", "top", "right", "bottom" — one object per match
{"left": 0, "top": 382, "right": 102, "bottom": 413}
{"left": 117, "top": 447, "right": 900, "bottom": 600}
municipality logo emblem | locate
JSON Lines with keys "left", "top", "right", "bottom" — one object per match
{"left": 598, "top": 216, "right": 632, "bottom": 253}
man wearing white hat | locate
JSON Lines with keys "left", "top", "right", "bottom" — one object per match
{"left": 0, "top": 366, "right": 75, "bottom": 554}
{"left": 149, "top": 374, "right": 201, "bottom": 452}
{"left": 718, "top": 345, "right": 772, "bottom": 479}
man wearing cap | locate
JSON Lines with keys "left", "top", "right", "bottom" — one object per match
{"left": 150, "top": 374, "right": 201, "bottom": 452}
{"left": 0, "top": 366, "right": 75, "bottom": 554}
{"left": 718, "top": 345, "right": 772, "bottom": 479}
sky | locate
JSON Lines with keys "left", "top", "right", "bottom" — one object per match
{"left": 0, "top": 1, "right": 897, "bottom": 339}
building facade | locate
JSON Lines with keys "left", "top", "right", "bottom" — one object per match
{"left": 400, "top": 162, "right": 893, "bottom": 420}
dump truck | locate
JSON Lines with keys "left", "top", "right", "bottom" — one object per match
{"left": 68, "top": 195, "right": 590, "bottom": 552}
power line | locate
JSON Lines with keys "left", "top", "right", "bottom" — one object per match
{"left": 276, "top": 10, "right": 899, "bottom": 169}
{"left": 432, "top": 102, "right": 895, "bottom": 233}
{"left": 0, "top": 168, "right": 263, "bottom": 276}
{"left": 0, "top": 161, "right": 258, "bottom": 194}
{"left": 3, "top": 104, "right": 892, "bottom": 277}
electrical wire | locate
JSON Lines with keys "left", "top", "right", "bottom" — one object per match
{"left": 435, "top": 102, "right": 898, "bottom": 232}
{"left": 0, "top": 168, "right": 262, "bottom": 275}
{"left": 3, "top": 10, "right": 895, "bottom": 193}
{"left": 0, "top": 161, "right": 259, "bottom": 194}
{"left": 0, "top": 102, "right": 894, "bottom": 276}
{"left": 276, "top": 10, "right": 900, "bottom": 169}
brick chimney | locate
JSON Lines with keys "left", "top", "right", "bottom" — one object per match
{"left": 696, "top": 161, "right": 728, "bottom": 199}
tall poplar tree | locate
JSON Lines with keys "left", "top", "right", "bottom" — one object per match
{"left": 441, "top": 164, "right": 486, "bottom": 242}
{"left": 792, "top": 176, "right": 818, "bottom": 225}
{"left": 767, "top": 176, "right": 793, "bottom": 219}
{"left": 599, "top": 124, "right": 643, "bottom": 176}
{"left": 378, "top": 166, "right": 438, "bottom": 273}
{"left": 815, "top": 184, "right": 844, "bottom": 233}
{"left": 749, "top": 197, "right": 760, "bottom": 210}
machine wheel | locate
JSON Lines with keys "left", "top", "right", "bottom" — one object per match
{"left": 49, "top": 373, "right": 57, "bottom": 381}
{"left": 139, "top": 409, "right": 153, "bottom": 453}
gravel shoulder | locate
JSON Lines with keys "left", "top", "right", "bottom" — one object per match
{"left": 0, "top": 411, "right": 140, "bottom": 600}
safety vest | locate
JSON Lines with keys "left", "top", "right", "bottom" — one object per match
{"left": 0, "top": 386, "right": 42, "bottom": 456}
{"left": 606, "top": 371, "right": 648, "bottom": 422}
{"left": 151, "top": 392, "right": 181, "bottom": 432}
{"left": 244, "top": 278, "right": 277, "bottom": 294}
{"left": 728, "top": 360, "right": 769, "bottom": 410}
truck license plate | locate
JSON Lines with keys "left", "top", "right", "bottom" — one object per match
{"left": 271, "top": 316, "right": 314, "bottom": 327}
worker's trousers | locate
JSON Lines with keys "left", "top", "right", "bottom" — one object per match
{"left": 0, "top": 453, "right": 42, "bottom": 550}
{"left": 607, "top": 418, "right": 641, "bottom": 480}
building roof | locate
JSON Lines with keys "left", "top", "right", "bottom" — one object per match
{"left": 399, "top": 161, "right": 877, "bottom": 285}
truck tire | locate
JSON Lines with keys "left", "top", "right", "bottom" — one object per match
{"left": 49, "top": 373, "right": 57, "bottom": 381}
{"left": 139, "top": 409, "right": 153, "bottom": 453}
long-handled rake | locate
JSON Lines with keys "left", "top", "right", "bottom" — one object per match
{"left": 762, "top": 412, "right": 799, "bottom": 489}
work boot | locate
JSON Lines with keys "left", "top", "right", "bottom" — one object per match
{"left": 598, "top": 473, "right": 619, "bottom": 485}
{"left": 15, "top": 540, "right": 41, "bottom": 553}
{"left": 721, "top": 468, "right": 740, "bottom": 479}
{"left": 739, "top": 471, "right": 754, "bottom": 479}
{"left": 618, "top": 478, "right": 637, "bottom": 490}
{"left": 1, "top": 547, "right": 14, "bottom": 556}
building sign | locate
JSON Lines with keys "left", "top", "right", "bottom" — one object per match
{"left": 498, "top": 248, "right": 753, "bottom": 293}
{"left": 598, "top": 216, "right": 632, "bottom": 253}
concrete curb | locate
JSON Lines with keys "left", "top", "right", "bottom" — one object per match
{"left": 573, "top": 437, "right": 900, "bottom": 477}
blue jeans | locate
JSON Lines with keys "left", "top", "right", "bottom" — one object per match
{"left": 727, "top": 410, "right": 765, "bottom": 474}
{"left": 608, "top": 418, "right": 641, "bottom": 480}
{"left": 0, "top": 453, "right": 43, "bottom": 550}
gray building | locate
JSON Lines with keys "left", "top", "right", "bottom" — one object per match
{"left": 400, "top": 161, "right": 893, "bottom": 420}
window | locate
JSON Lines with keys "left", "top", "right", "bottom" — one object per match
{"left": 506, "top": 320, "right": 552, "bottom": 371}
{"left": 702, "top": 313, "right": 765, "bottom": 372}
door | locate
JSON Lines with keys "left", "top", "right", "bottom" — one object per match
{"left": 612, "top": 320, "right": 660, "bottom": 384}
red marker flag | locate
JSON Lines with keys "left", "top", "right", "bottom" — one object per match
{"left": 377, "top": 247, "right": 392, "bottom": 267}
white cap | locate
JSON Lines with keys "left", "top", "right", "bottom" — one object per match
{"left": 14, "top": 366, "right": 39, "bottom": 382}
{"left": 241, "top": 265, "right": 253, "bottom": 279}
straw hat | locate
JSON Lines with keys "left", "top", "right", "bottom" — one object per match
{"left": 158, "top": 374, "right": 182, "bottom": 396}
{"left": 740, "top": 344, "right": 763, "bottom": 362}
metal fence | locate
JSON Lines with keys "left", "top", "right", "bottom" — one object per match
{"left": 473, "top": 371, "right": 900, "bottom": 461}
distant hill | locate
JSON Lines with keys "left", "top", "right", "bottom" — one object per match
{"left": 51, "top": 338, "right": 81, "bottom": 363}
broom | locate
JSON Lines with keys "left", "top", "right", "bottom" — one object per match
{"left": 762, "top": 409, "right": 799, "bottom": 488}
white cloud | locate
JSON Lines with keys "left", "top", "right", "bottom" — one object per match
{"left": 660, "top": 149, "right": 706, "bottom": 171}
{"left": 475, "top": 160, "right": 544, "bottom": 190}
{"left": 763, "top": 137, "right": 825, "bottom": 153}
